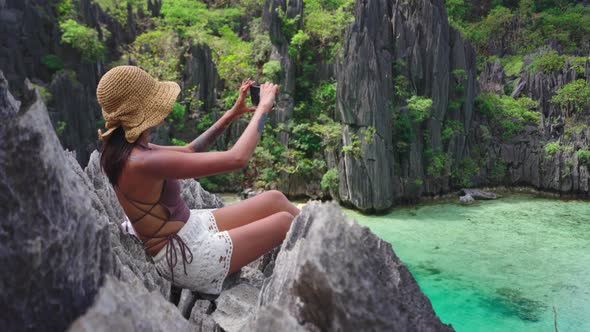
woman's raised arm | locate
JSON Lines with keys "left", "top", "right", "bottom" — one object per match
{"left": 135, "top": 82, "right": 277, "bottom": 180}
{"left": 149, "top": 78, "right": 257, "bottom": 153}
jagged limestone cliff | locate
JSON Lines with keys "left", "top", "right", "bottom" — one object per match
{"left": 335, "top": 0, "right": 478, "bottom": 211}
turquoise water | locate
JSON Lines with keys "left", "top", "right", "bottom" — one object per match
{"left": 343, "top": 194, "right": 590, "bottom": 332}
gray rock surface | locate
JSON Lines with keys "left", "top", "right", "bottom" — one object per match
{"left": 190, "top": 299, "right": 219, "bottom": 330}
{"left": 0, "top": 77, "right": 111, "bottom": 331}
{"left": 459, "top": 194, "right": 475, "bottom": 205}
{"left": 459, "top": 189, "right": 497, "bottom": 200}
{"left": 336, "top": 0, "right": 479, "bottom": 211}
{"left": 68, "top": 276, "right": 193, "bottom": 332}
{"left": 245, "top": 200, "right": 454, "bottom": 331}
{"left": 479, "top": 59, "right": 505, "bottom": 94}
{"left": 261, "top": 0, "right": 303, "bottom": 145}
{"left": 0, "top": 0, "right": 141, "bottom": 167}
{"left": 477, "top": 55, "right": 590, "bottom": 196}
{"left": 212, "top": 282, "right": 260, "bottom": 331}
{"left": 183, "top": 42, "right": 219, "bottom": 114}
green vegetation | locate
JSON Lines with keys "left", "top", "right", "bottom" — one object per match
{"left": 393, "top": 113, "right": 413, "bottom": 154}
{"left": 167, "top": 102, "right": 186, "bottom": 130}
{"left": 476, "top": 93, "right": 540, "bottom": 140}
{"left": 442, "top": 120, "right": 464, "bottom": 145}
{"left": 551, "top": 79, "right": 590, "bottom": 115}
{"left": 451, "top": 157, "right": 479, "bottom": 188}
{"left": 300, "top": 0, "right": 355, "bottom": 59}
{"left": 288, "top": 30, "right": 310, "bottom": 58}
{"left": 544, "top": 141, "right": 562, "bottom": 158}
{"left": 171, "top": 137, "right": 187, "bottom": 146}
{"left": 426, "top": 149, "right": 451, "bottom": 177}
{"left": 448, "top": 2, "right": 590, "bottom": 56}
{"left": 59, "top": 19, "right": 105, "bottom": 62}
{"left": 32, "top": 84, "right": 52, "bottom": 105}
{"left": 262, "top": 60, "right": 283, "bottom": 82}
{"left": 364, "top": 126, "right": 377, "bottom": 144}
{"left": 527, "top": 50, "right": 566, "bottom": 75}
{"left": 41, "top": 54, "right": 64, "bottom": 71}
{"left": 320, "top": 168, "right": 339, "bottom": 192}
{"left": 55, "top": 120, "right": 67, "bottom": 136}
{"left": 407, "top": 95, "right": 433, "bottom": 123}
{"left": 127, "top": 29, "right": 181, "bottom": 81}
{"left": 93, "top": 0, "right": 147, "bottom": 25}
{"left": 341, "top": 130, "right": 362, "bottom": 159}
{"left": 576, "top": 149, "right": 590, "bottom": 168}
{"left": 56, "top": 0, "right": 73, "bottom": 19}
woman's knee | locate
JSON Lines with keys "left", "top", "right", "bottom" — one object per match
{"left": 264, "top": 190, "right": 300, "bottom": 215}
{"left": 264, "top": 190, "right": 289, "bottom": 204}
{"left": 274, "top": 211, "right": 294, "bottom": 233}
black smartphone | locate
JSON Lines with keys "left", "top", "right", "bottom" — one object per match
{"left": 249, "top": 85, "right": 260, "bottom": 106}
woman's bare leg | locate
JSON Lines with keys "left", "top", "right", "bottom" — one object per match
{"left": 226, "top": 211, "right": 294, "bottom": 274}
{"left": 211, "top": 190, "right": 300, "bottom": 232}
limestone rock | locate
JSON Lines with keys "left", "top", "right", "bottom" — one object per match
{"left": 0, "top": 78, "right": 111, "bottom": 331}
{"left": 190, "top": 299, "right": 219, "bottom": 330}
{"left": 183, "top": 42, "right": 219, "bottom": 114}
{"left": 212, "top": 282, "right": 260, "bottom": 332}
{"left": 245, "top": 200, "right": 454, "bottom": 331}
{"left": 180, "top": 177, "right": 226, "bottom": 209}
{"left": 261, "top": 0, "right": 303, "bottom": 144}
{"left": 479, "top": 59, "right": 505, "bottom": 93}
{"left": 336, "top": 0, "right": 479, "bottom": 211}
{"left": 67, "top": 276, "right": 193, "bottom": 332}
{"left": 460, "top": 189, "right": 497, "bottom": 200}
{"left": 459, "top": 194, "right": 475, "bottom": 205}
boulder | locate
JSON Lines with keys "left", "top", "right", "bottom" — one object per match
{"left": 459, "top": 194, "right": 475, "bottom": 205}
{"left": 0, "top": 77, "right": 111, "bottom": 331}
{"left": 244, "top": 200, "right": 454, "bottom": 331}
{"left": 459, "top": 189, "right": 497, "bottom": 200}
{"left": 68, "top": 276, "right": 193, "bottom": 332}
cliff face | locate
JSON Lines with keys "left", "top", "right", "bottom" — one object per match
{"left": 261, "top": 0, "right": 304, "bottom": 145}
{"left": 335, "top": 0, "right": 589, "bottom": 212}
{"left": 475, "top": 58, "right": 590, "bottom": 195}
{"left": 0, "top": 0, "right": 137, "bottom": 166}
{"left": 1, "top": 75, "right": 452, "bottom": 331}
{"left": 335, "top": 0, "right": 478, "bottom": 211}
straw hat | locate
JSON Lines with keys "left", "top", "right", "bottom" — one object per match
{"left": 96, "top": 65, "right": 181, "bottom": 143}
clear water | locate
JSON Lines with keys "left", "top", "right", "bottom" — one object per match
{"left": 342, "top": 194, "right": 590, "bottom": 332}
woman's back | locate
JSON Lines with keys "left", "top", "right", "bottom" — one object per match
{"left": 114, "top": 141, "right": 189, "bottom": 255}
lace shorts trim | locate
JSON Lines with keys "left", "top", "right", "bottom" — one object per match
{"left": 153, "top": 208, "right": 234, "bottom": 295}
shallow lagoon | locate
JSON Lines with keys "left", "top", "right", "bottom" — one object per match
{"left": 344, "top": 194, "right": 590, "bottom": 331}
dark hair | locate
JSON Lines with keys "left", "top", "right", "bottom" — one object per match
{"left": 99, "top": 126, "right": 137, "bottom": 186}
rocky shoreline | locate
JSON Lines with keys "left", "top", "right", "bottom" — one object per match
{"left": 1, "top": 74, "right": 453, "bottom": 331}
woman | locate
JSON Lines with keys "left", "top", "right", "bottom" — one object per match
{"left": 96, "top": 65, "right": 301, "bottom": 295}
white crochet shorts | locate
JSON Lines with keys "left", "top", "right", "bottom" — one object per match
{"left": 153, "top": 208, "right": 234, "bottom": 295}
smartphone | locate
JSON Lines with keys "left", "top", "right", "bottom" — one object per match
{"left": 249, "top": 85, "right": 260, "bottom": 106}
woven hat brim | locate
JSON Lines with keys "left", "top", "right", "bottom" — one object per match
{"left": 124, "top": 81, "right": 181, "bottom": 143}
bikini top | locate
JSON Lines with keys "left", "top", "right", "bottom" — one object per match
{"left": 115, "top": 141, "right": 193, "bottom": 284}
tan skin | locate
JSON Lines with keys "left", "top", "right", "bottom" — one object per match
{"left": 114, "top": 80, "right": 301, "bottom": 275}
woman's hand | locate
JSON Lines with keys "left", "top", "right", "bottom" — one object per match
{"left": 259, "top": 82, "right": 279, "bottom": 112}
{"left": 231, "top": 78, "right": 257, "bottom": 116}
